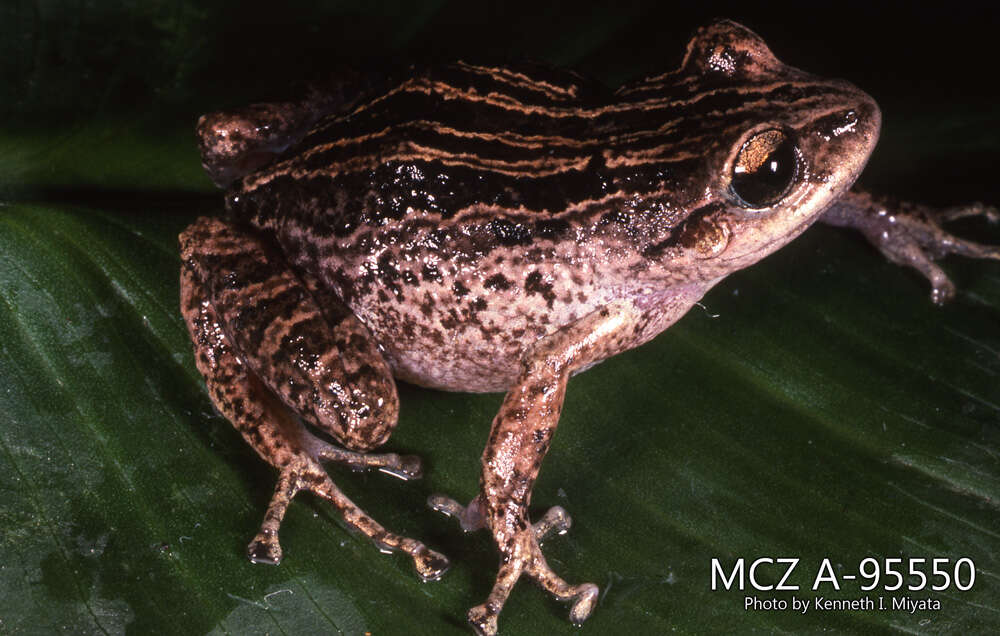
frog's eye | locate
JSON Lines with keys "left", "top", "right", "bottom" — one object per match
{"left": 729, "top": 129, "right": 798, "bottom": 208}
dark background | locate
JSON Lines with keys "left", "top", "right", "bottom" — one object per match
{"left": 3, "top": 0, "right": 999, "bottom": 202}
{"left": 4, "top": 1, "right": 999, "bottom": 114}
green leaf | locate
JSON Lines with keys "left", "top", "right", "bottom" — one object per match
{"left": 2, "top": 3, "right": 998, "bottom": 635}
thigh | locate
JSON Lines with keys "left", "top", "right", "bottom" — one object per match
{"left": 180, "top": 215, "right": 399, "bottom": 452}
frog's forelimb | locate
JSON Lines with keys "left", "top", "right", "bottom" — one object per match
{"left": 430, "top": 300, "right": 642, "bottom": 636}
{"left": 179, "top": 216, "right": 448, "bottom": 581}
{"left": 823, "top": 190, "right": 1000, "bottom": 304}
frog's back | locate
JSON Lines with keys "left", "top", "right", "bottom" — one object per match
{"left": 222, "top": 60, "right": 720, "bottom": 392}
{"left": 231, "top": 61, "right": 617, "bottom": 236}
{"left": 224, "top": 63, "right": 647, "bottom": 391}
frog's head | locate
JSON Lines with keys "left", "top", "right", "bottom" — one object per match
{"left": 625, "top": 20, "right": 881, "bottom": 280}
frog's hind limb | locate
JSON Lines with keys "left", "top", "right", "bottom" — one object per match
{"left": 822, "top": 190, "right": 1000, "bottom": 304}
{"left": 179, "top": 216, "right": 448, "bottom": 581}
{"left": 433, "top": 301, "right": 642, "bottom": 636}
{"left": 196, "top": 70, "right": 399, "bottom": 188}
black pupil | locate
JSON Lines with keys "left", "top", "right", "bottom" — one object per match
{"left": 730, "top": 130, "right": 797, "bottom": 208}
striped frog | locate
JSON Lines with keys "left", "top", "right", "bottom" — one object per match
{"left": 180, "top": 20, "right": 997, "bottom": 635}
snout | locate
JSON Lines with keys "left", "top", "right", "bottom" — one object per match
{"left": 804, "top": 86, "right": 882, "bottom": 190}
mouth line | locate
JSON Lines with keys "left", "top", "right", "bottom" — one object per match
{"left": 717, "top": 210, "right": 820, "bottom": 263}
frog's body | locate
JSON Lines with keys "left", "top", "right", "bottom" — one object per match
{"left": 181, "top": 20, "right": 997, "bottom": 635}
{"left": 211, "top": 41, "right": 876, "bottom": 393}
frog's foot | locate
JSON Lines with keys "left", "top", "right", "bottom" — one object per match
{"left": 427, "top": 493, "right": 486, "bottom": 532}
{"left": 428, "top": 494, "right": 572, "bottom": 541}
{"left": 246, "top": 457, "right": 449, "bottom": 581}
{"left": 823, "top": 190, "right": 1000, "bottom": 304}
{"left": 196, "top": 103, "right": 314, "bottom": 188}
{"left": 310, "top": 437, "right": 423, "bottom": 480}
{"left": 531, "top": 505, "right": 573, "bottom": 542}
{"left": 467, "top": 532, "right": 598, "bottom": 636}
{"left": 935, "top": 201, "right": 1000, "bottom": 224}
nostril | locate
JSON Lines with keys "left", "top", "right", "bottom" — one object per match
{"left": 811, "top": 108, "right": 872, "bottom": 142}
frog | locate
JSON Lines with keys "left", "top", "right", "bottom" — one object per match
{"left": 179, "top": 20, "right": 998, "bottom": 635}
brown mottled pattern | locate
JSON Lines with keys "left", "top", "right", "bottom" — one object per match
{"left": 181, "top": 216, "right": 398, "bottom": 450}
{"left": 197, "top": 102, "right": 311, "bottom": 189}
{"left": 179, "top": 19, "right": 916, "bottom": 636}
{"left": 180, "top": 216, "right": 448, "bottom": 577}
{"left": 181, "top": 253, "right": 302, "bottom": 468}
